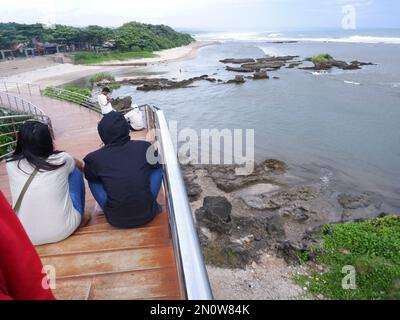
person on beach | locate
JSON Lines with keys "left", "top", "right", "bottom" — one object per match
{"left": 84, "top": 111, "right": 163, "bottom": 229}
{"left": 97, "top": 87, "right": 115, "bottom": 115}
{"left": 6, "top": 121, "right": 88, "bottom": 246}
{"left": 0, "top": 191, "right": 55, "bottom": 300}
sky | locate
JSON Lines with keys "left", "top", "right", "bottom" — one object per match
{"left": 0, "top": 0, "right": 399, "bottom": 31}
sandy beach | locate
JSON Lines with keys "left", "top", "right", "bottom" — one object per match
{"left": 0, "top": 41, "right": 217, "bottom": 88}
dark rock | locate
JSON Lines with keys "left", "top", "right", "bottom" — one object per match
{"left": 286, "top": 62, "right": 302, "bottom": 69}
{"left": 227, "top": 75, "right": 245, "bottom": 84}
{"left": 207, "top": 159, "right": 288, "bottom": 193}
{"left": 273, "top": 76, "right": 280, "bottom": 80}
{"left": 226, "top": 66, "right": 254, "bottom": 73}
{"left": 308, "top": 56, "right": 376, "bottom": 71}
{"left": 241, "top": 61, "right": 286, "bottom": 71}
{"left": 338, "top": 192, "right": 376, "bottom": 210}
{"left": 110, "top": 96, "right": 132, "bottom": 113}
{"left": 220, "top": 58, "right": 256, "bottom": 64}
{"left": 266, "top": 215, "right": 286, "bottom": 239}
{"left": 276, "top": 240, "right": 308, "bottom": 265}
{"left": 182, "top": 171, "right": 202, "bottom": 203}
{"left": 253, "top": 70, "right": 269, "bottom": 80}
{"left": 196, "top": 197, "right": 233, "bottom": 233}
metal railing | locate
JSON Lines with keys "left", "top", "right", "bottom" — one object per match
{"left": 41, "top": 87, "right": 101, "bottom": 113}
{"left": 0, "top": 81, "right": 42, "bottom": 96}
{"left": 143, "top": 104, "right": 213, "bottom": 300}
{"left": 0, "top": 91, "right": 53, "bottom": 160}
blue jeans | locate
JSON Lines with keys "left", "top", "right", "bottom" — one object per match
{"left": 69, "top": 168, "right": 86, "bottom": 218}
{"left": 89, "top": 168, "right": 164, "bottom": 213}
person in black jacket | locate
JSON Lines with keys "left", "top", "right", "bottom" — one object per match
{"left": 84, "top": 111, "right": 163, "bottom": 228}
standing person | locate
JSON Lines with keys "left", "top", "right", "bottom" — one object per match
{"left": 6, "top": 121, "right": 88, "bottom": 246}
{"left": 97, "top": 87, "right": 115, "bottom": 115}
{"left": 0, "top": 191, "right": 55, "bottom": 300}
{"left": 84, "top": 111, "right": 163, "bottom": 229}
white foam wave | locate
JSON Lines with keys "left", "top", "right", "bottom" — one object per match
{"left": 194, "top": 32, "right": 400, "bottom": 44}
{"left": 344, "top": 80, "right": 361, "bottom": 85}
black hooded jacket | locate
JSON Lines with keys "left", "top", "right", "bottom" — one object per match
{"left": 84, "top": 112, "right": 159, "bottom": 228}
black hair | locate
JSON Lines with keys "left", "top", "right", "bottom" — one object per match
{"left": 7, "top": 121, "right": 65, "bottom": 172}
{"left": 102, "top": 87, "right": 111, "bottom": 93}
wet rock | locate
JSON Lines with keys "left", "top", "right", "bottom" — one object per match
{"left": 226, "top": 66, "right": 253, "bottom": 73}
{"left": 182, "top": 166, "right": 202, "bottom": 202}
{"left": 227, "top": 75, "right": 245, "bottom": 84}
{"left": 309, "top": 56, "right": 376, "bottom": 71}
{"left": 276, "top": 240, "right": 308, "bottom": 265}
{"left": 220, "top": 58, "right": 256, "bottom": 64}
{"left": 338, "top": 192, "right": 377, "bottom": 210}
{"left": 253, "top": 70, "right": 269, "bottom": 80}
{"left": 224, "top": 56, "right": 298, "bottom": 73}
{"left": 207, "top": 159, "right": 288, "bottom": 193}
{"left": 196, "top": 196, "right": 233, "bottom": 233}
{"left": 286, "top": 62, "right": 302, "bottom": 69}
{"left": 266, "top": 215, "right": 286, "bottom": 240}
{"left": 110, "top": 96, "right": 132, "bottom": 113}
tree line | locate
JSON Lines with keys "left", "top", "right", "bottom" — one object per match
{"left": 0, "top": 21, "right": 194, "bottom": 52}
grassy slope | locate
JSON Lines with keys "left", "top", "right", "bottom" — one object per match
{"left": 294, "top": 215, "right": 400, "bottom": 300}
{"left": 73, "top": 51, "right": 158, "bottom": 65}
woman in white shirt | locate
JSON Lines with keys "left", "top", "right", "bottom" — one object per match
{"left": 6, "top": 121, "right": 86, "bottom": 246}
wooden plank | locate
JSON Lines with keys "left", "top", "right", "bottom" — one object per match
{"left": 53, "top": 267, "right": 182, "bottom": 300}
{"left": 41, "top": 246, "right": 176, "bottom": 278}
{"left": 37, "top": 226, "right": 170, "bottom": 257}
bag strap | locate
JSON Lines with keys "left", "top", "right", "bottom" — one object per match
{"left": 13, "top": 168, "right": 39, "bottom": 214}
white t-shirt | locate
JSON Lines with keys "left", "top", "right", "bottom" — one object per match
{"left": 98, "top": 94, "right": 114, "bottom": 115}
{"left": 6, "top": 152, "right": 81, "bottom": 246}
{"left": 124, "top": 104, "right": 145, "bottom": 131}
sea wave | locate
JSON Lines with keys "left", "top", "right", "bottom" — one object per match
{"left": 344, "top": 80, "right": 361, "bottom": 85}
{"left": 194, "top": 32, "right": 400, "bottom": 44}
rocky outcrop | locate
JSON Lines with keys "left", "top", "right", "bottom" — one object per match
{"left": 110, "top": 96, "right": 132, "bottom": 113}
{"left": 187, "top": 159, "right": 389, "bottom": 268}
{"left": 206, "top": 159, "right": 288, "bottom": 192}
{"left": 253, "top": 70, "right": 269, "bottom": 80}
{"left": 309, "top": 57, "right": 376, "bottom": 71}
{"left": 113, "top": 75, "right": 221, "bottom": 91}
{"left": 226, "top": 75, "right": 245, "bottom": 84}
{"left": 182, "top": 166, "right": 203, "bottom": 202}
{"left": 223, "top": 56, "right": 299, "bottom": 73}
{"left": 220, "top": 58, "right": 256, "bottom": 64}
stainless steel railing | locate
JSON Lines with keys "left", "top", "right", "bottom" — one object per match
{"left": 0, "top": 91, "right": 53, "bottom": 160}
{"left": 143, "top": 104, "right": 213, "bottom": 300}
{"left": 41, "top": 87, "right": 101, "bottom": 113}
{"left": 0, "top": 81, "right": 42, "bottom": 96}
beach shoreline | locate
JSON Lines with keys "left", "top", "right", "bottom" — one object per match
{"left": 0, "top": 40, "right": 218, "bottom": 88}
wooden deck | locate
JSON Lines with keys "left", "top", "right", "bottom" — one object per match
{"left": 0, "top": 94, "right": 184, "bottom": 300}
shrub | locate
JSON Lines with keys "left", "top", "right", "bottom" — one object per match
{"left": 88, "top": 72, "right": 115, "bottom": 86}
{"left": 294, "top": 215, "right": 400, "bottom": 300}
{"left": 312, "top": 54, "right": 333, "bottom": 63}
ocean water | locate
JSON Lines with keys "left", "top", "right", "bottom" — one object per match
{"left": 90, "top": 30, "right": 400, "bottom": 210}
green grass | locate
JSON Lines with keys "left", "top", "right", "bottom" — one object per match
{"left": 0, "top": 109, "right": 32, "bottom": 158}
{"left": 88, "top": 72, "right": 115, "bottom": 86}
{"left": 312, "top": 53, "right": 333, "bottom": 63}
{"left": 42, "top": 86, "right": 99, "bottom": 112}
{"left": 62, "top": 85, "right": 92, "bottom": 97}
{"left": 73, "top": 51, "right": 158, "bottom": 65}
{"left": 294, "top": 215, "right": 400, "bottom": 300}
